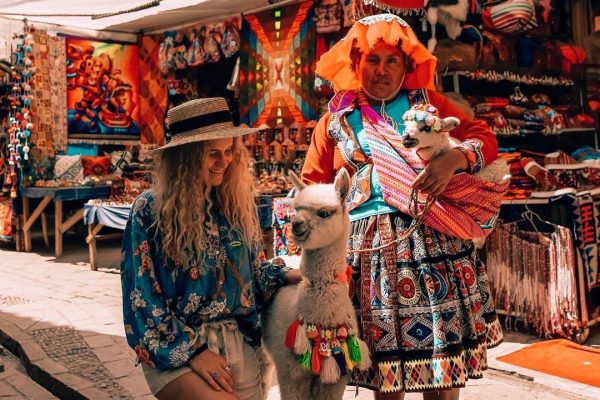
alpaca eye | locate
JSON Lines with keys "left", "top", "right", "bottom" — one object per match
{"left": 317, "top": 210, "right": 331, "bottom": 218}
{"left": 422, "top": 125, "right": 431, "bottom": 132}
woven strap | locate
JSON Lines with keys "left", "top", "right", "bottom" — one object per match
{"left": 355, "top": 91, "right": 506, "bottom": 239}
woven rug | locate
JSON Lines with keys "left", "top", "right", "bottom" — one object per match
{"left": 497, "top": 339, "right": 600, "bottom": 387}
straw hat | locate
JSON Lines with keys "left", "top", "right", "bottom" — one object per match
{"left": 156, "top": 97, "right": 257, "bottom": 152}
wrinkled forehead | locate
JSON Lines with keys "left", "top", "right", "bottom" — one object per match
{"left": 294, "top": 185, "right": 340, "bottom": 210}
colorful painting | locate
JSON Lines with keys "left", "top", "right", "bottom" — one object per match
{"left": 239, "top": 1, "right": 318, "bottom": 127}
{"left": 66, "top": 37, "right": 140, "bottom": 143}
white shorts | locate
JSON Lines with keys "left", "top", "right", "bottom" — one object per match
{"left": 142, "top": 319, "right": 264, "bottom": 400}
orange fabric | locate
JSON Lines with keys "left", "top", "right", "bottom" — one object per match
{"left": 315, "top": 14, "right": 437, "bottom": 92}
{"left": 301, "top": 89, "right": 498, "bottom": 184}
{"left": 497, "top": 339, "right": 600, "bottom": 388}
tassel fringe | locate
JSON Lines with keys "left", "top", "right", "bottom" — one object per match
{"left": 356, "top": 340, "right": 371, "bottom": 371}
{"left": 293, "top": 323, "right": 310, "bottom": 355}
{"left": 297, "top": 349, "right": 311, "bottom": 370}
{"left": 320, "top": 355, "right": 341, "bottom": 384}
{"left": 311, "top": 340, "right": 322, "bottom": 375}
{"left": 346, "top": 335, "right": 362, "bottom": 363}
{"left": 285, "top": 319, "right": 301, "bottom": 350}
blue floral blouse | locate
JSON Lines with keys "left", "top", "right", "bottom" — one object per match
{"left": 121, "top": 190, "right": 289, "bottom": 370}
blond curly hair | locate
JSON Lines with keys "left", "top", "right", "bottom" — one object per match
{"left": 152, "top": 137, "right": 260, "bottom": 266}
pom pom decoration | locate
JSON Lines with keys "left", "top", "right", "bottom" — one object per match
{"left": 284, "top": 319, "right": 370, "bottom": 382}
{"left": 4, "top": 20, "right": 37, "bottom": 194}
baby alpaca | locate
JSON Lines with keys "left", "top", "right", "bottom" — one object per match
{"left": 262, "top": 169, "right": 370, "bottom": 400}
{"left": 401, "top": 103, "right": 510, "bottom": 185}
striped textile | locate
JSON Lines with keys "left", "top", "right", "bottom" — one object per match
{"left": 352, "top": 91, "right": 506, "bottom": 240}
{"left": 487, "top": 0, "right": 537, "bottom": 35}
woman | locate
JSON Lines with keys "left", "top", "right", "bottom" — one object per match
{"left": 121, "top": 97, "right": 300, "bottom": 400}
{"left": 302, "top": 14, "right": 503, "bottom": 400}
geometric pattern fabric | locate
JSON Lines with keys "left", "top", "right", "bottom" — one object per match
{"left": 138, "top": 34, "right": 167, "bottom": 145}
{"left": 239, "top": 1, "right": 317, "bottom": 127}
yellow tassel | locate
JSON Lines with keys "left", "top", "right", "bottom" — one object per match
{"left": 341, "top": 341, "right": 354, "bottom": 371}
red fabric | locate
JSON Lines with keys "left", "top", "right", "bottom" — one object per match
{"left": 560, "top": 44, "right": 586, "bottom": 73}
{"left": 301, "top": 90, "right": 498, "bottom": 185}
{"left": 81, "top": 155, "right": 111, "bottom": 177}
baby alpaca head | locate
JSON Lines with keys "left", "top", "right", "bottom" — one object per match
{"left": 401, "top": 103, "right": 460, "bottom": 160}
{"left": 288, "top": 169, "right": 350, "bottom": 251}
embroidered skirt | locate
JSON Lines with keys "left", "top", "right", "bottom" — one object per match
{"left": 347, "top": 212, "right": 503, "bottom": 393}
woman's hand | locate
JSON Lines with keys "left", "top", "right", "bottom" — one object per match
{"left": 188, "top": 349, "right": 235, "bottom": 393}
{"left": 411, "top": 148, "right": 468, "bottom": 196}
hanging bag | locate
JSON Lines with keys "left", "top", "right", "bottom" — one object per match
{"left": 482, "top": 0, "right": 538, "bottom": 35}
{"left": 220, "top": 22, "right": 241, "bottom": 59}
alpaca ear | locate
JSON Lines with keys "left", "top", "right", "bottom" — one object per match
{"left": 334, "top": 168, "right": 350, "bottom": 202}
{"left": 288, "top": 170, "right": 306, "bottom": 193}
{"left": 440, "top": 116, "right": 460, "bottom": 131}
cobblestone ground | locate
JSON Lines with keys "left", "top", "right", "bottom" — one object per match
{"left": 0, "top": 238, "right": 599, "bottom": 400}
{"left": 0, "top": 345, "right": 58, "bottom": 399}
{"left": 30, "top": 327, "right": 132, "bottom": 399}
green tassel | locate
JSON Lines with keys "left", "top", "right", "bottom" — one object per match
{"left": 297, "top": 348, "right": 312, "bottom": 370}
{"left": 347, "top": 335, "right": 362, "bottom": 363}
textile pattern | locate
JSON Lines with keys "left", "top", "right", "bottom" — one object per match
{"left": 139, "top": 34, "right": 167, "bottom": 145}
{"left": 347, "top": 212, "right": 502, "bottom": 393}
{"left": 239, "top": 1, "right": 318, "bottom": 127}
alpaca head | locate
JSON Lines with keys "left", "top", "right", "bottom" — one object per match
{"left": 401, "top": 103, "right": 460, "bottom": 159}
{"left": 288, "top": 169, "right": 350, "bottom": 252}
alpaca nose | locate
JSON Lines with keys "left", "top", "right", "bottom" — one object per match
{"left": 292, "top": 218, "right": 307, "bottom": 234}
{"left": 402, "top": 136, "right": 419, "bottom": 148}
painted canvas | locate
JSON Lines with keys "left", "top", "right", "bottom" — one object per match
{"left": 239, "top": 1, "right": 317, "bottom": 127}
{"left": 66, "top": 37, "right": 140, "bottom": 143}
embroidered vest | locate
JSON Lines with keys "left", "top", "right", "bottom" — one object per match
{"left": 327, "top": 89, "right": 428, "bottom": 211}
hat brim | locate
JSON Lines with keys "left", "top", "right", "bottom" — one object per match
{"left": 154, "top": 124, "right": 258, "bottom": 153}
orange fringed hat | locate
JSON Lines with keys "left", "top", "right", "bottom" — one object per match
{"left": 315, "top": 14, "right": 437, "bottom": 92}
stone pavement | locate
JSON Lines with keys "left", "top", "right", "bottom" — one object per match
{"left": 0, "top": 344, "right": 58, "bottom": 399}
{"left": 0, "top": 233, "right": 599, "bottom": 400}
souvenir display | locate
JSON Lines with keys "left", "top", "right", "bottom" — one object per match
{"left": 5, "top": 23, "right": 37, "bottom": 195}
{"left": 245, "top": 121, "right": 316, "bottom": 194}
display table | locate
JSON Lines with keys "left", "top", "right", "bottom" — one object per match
{"left": 21, "top": 186, "right": 112, "bottom": 257}
{"left": 83, "top": 201, "right": 131, "bottom": 271}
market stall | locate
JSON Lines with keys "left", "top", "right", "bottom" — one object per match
{"left": 0, "top": 0, "right": 599, "bottom": 343}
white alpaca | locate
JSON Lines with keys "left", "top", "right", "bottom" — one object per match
{"left": 262, "top": 169, "right": 370, "bottom": 400}
{"left": 401, "top": 104, "right": 510, "bottom": 185}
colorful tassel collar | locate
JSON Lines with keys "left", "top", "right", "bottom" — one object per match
{"left": 284, "top": 315, "right": 368, "bottom": 383}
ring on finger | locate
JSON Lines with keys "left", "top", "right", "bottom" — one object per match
{"left": 210, "top": 371, "right": 218, "bottom": 379}
{"left": 224, "top": 365, "right": 232, "bottom": 373}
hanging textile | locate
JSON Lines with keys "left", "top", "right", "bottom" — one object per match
{"left": 486, "top": 221, "right": 583, "bottom": 338}
{"left": 48, "top": 34, "right": 68, "bottom": 153}
{"left": 272, "top": 197, "right": 300, "bottom": 256}
{"left": 549, "top": 193, "right": 600, "bottom": 317}
{"left": 239, "top": 1, "right": 318, "bottom": 127}
{"left": 0, "top": 198, "right": 12, "bottom": 241}
{"left": 138, "top": 34, "right": 168, "bottom": 146}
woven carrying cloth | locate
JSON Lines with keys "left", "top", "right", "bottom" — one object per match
{"left": 331, "top": 90, "right": 507, "bottom": 240}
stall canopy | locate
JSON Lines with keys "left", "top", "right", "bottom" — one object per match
{"left": 0, "top": 0, "right": 287, "bottom": 34}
